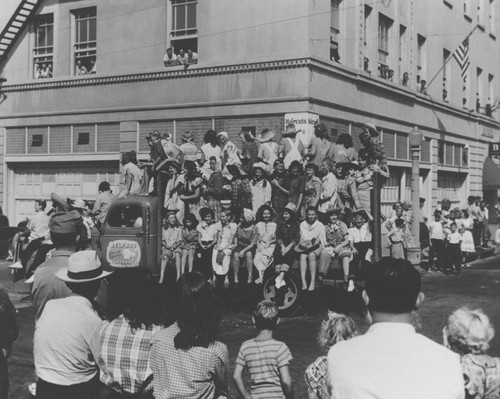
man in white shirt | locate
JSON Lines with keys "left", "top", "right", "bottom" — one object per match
{"left": 297, "top": 207, "right": 330, "bottom": 291}
{"left": 328, "top": 257, "right": 464, "bottom": 399}
{"left": 34, "top": 250, "right": 112, "bottom": 399}
{"left": 10, "top": 199, "right": 50, "bottom": 271}
{"left": 163, "top": 48, "right": 178, "bottom": 67}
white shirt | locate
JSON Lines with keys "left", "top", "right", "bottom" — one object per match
{"left": 429, "top": 221, "right": 444, "bottom": 240}
{"left": 348, "top": 224, "right": 371, "bottom": 243}
{"left": 34, "top": 295, "right": 102, "bottom": 385}
{"left": 319, "top": 172, "right": 338, "bottom": 213}
{"left": 447, "top": 231, "right": 462, "bottom": 244}
{"left": 328, "top": 322, "right": 464, "bottom": 399}
{"left": 251, "top": 179, "right": 272, "bottom": 214}
{"left": 197, "top": 221, "right": 220, "bottom": 242}
{"left": 300, "top": 220, "right": 326, "bottom": 246}
{"left": 27, "top": 211, "right": 50, "bottom": 241}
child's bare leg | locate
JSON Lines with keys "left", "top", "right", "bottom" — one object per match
{"left": 300, "top": 254, "right": 308, "bottom": 290}
{"left": 159, "top": 256, "right": 167, "bottom": 283}
{"left": 308, "top": 252, "right": 317, "bottom": 291}
{"left": 342, "top": 256, "right": 350, "bottom": 281}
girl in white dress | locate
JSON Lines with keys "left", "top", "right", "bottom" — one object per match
{"left": 199, "top": 130, "right": 222, "bottom": 179}
{"left": 253, "top": 205, "right": 277, "bottom": 284}
{"left": 459, "top": 209, "right": 475, "bottom": 263}
{"left": 212, "top": 209, "right": 237, "bottom": 288}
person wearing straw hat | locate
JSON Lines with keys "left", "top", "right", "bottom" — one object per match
{"left": 32, "top": 210, "right": 83, "bottom": 321}
{"left": 250, "top": 162, "right": 272, "bottom": 214}
{"left": 72, "top": 199, "right": 93, "bottom": 250}
{"left": 34, "top": 250, "right": 112, "bottom": 399}
{"left": 256, "top": 129, "right": 278, "bottom": 173}
{"left": 179, "top": 131, "right": 198, "bottom": 162}
{"left": 232, "top": 208, "right": 258, "bottom": 285}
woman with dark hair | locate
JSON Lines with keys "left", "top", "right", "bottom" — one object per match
{"left": 119, "top": 151, "right": 143, "bottom": 198}
{"left": 92, "top": 182, "right": 116, "bottom": 224}
{"left": 336, "top": 163, "right": 361, "bottom": 217}
{"left": 254, "top": 205, "right": 277, "bottom": 284}
{"left": 200, "top": 130, "right": 222, "bottom": 179}
{"left": 270, "top": 159, "right": 291, "bottom": 212}
{"left": 98, "top": 269, "right": 164, "bottom": 398}
{"left": 151, "top": 272, "right": 229, "bottom": 399}
{"left": 288, "top": 160, "right": 306, "bottom": 210}
{"left": 179, "top": 160, "right": 204, "bottom": 221}
{"left": 227, "top": 164, "right": 252, "bottom": 223}
{"left": 355, "top": 149, "right": 374, "bottom": 211}
{"left": 301, "top": 163, "right": 322, "bottom": 219}
{"left": 309, "top": 123, "right": 334, "bottom": 167}
{"left": 332, "top": 133, "right": 358, "bottom": 164}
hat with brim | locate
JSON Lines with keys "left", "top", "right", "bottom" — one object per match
{"left": 161, "top": 133, "right": 172, "bottom": 141}
{"left": 220, "top": 200, "right": 232, "bottom": 210}
{"left": 363, "top": 123, "right": 379, "bottom": 137}
{"left": 253, "top": 162, "right": 268, "bottom": 173}
{"left": 50, "top": 192, "right": 71, "bottom": 212}
{"left": 165, "top": 208, "right": 179, "bottom": 215}
{"left": 256, "top": 130, "right": 275, "bottom": 143}
{"left": 325, "top": 207, "right": 343, "bottom": 216}
{"left": 294, "top": 241, "right": 320, "bottom": 254}
{"left": 72, "top": 199, "right": 88, "bottom": 210}
{"left": 242, "top": 208, "right": 255, "bottom": 222}
{"left": 49, "top": 210, "right": 82, "bottom": 234}
{"left": 227, "top": 163, "right": 247, "bottom": 177}
{"left": 283, "top": 127, "right": 298, "bottom": 137}
{"left": 282, "top": 202, "right": 297, "bottom": 216}
{"left": 56, "top": 250, "right": 112, "bottom": 283}
{"left": 217, "top": 131, "right": 229, "bottom": 140}
{"left": 350, "top": 208, "right": 372, "bottom": 222}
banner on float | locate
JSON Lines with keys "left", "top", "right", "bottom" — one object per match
{"left": 284, "top": 112, "right": 319, "bottom": 148}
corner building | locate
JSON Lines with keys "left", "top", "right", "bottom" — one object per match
{"left": 0, "top": 0, "right": 499, "bottom": 222}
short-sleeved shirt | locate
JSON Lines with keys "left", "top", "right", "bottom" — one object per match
{"left": 150, "top": 323, "right": 229, "bottom": 399}
{"left": 162, "top": 226, "right": 182, "bottom": 249}
{"left": 305, "top": 356, "right": 329, "bottom": 399}
{"left": 197, "top": 221, "right": 220, "bottom": 243}
{"left": 235, "top": 225, "right": 258, "bottom": 251}
{"left": 179, "top": 142, "right": 198, "bottom": 162}
{"left": 236, "top": 338, "right": 293, "bottom": 399}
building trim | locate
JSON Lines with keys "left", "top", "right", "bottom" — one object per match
{"left": 5, "top": 153, "right": 119, "bottom": 163}
{"left": 2, "top": 57, "right": 499, "bottom": 129}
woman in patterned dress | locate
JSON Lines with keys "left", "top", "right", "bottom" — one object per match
{"left": 301, "top": 163, "right": 322, "bottom": 219}
{"left": 253, "top": 205, "right": 277, "bottom": 284}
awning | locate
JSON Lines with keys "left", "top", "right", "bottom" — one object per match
{"left": 483, "top": 157, "right": 500, "bottom": 190}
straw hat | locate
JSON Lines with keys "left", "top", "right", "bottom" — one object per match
{"left": 72, "top": 199, "right": 88, "bottom": 210}
{"left": 56, "top": 250, "right": 112, "bottom": 283}
{"left": 256, "top": 129, "right": 275, "bottom": 143}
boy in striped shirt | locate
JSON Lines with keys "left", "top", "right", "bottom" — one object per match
{"left": 233, "top": 301, "right": 294, "bottom": 399}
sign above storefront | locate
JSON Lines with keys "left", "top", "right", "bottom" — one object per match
{"left": 489, "top": 143, "right": 500, "bottom": 157}
{"left": 482, "top": 127, "right": 495, "bottom": 139}
{"left": 284, "top": 112, "right": 319, "bottom": 147}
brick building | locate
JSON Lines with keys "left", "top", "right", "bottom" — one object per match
{"left": 0, "top": 0, "right": 499, "bottom": 222}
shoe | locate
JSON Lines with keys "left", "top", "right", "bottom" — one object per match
{"left": 8, "top": 261, "right": 23, "bottom": 270}
{"left": 28, "top": 382, "right": 36, "bottom": 396}
{"left": 347, "top": 280, "right": 355, "bottom": 292}
{"left": 25, "top": 275, "right": 34, "bottom": 284}
{"left": 5, "top": 253, "right": 13, "bottom": 261}
{"left": 254, "top": 277, "right": 262, "bottom": 285}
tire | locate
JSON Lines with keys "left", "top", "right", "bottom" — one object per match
{"left": 262, "top": 272, "right": 302, "bottom": 316}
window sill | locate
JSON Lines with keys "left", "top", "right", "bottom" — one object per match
{"left": 464, "top": 14, "right": 472, "bottom": 22}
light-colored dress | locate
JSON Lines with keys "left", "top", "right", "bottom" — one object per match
{"left": 162, "top": 226, "right": 182, "bottom": 260}
{"left": 319, "top": 172, "right": 338, "bottom": 213}
{"left": 302, "top": 176, "right": 322, "bottom": 218}
{"left": 460, "top": 217, "right": 475, "bottom": 253}
{"left": 258, "top": 142, "right": 279, "bottom": 172}
{"left": 212, "top": 222, "right": 237, "bottom": 275}
{"left": 164, "top": 174, "right": 184, "bottom": 219}
{"left": 120, "top": 162, "right": 143, "bottom": 197}
{"left": 254, "top": 221, "right": 277, "bottom": 271}
{"left": 251, "top": 179, "right": 272, "bottom": 214}
{"left": 461, "top": 353, "right": 500, "bottom": 399}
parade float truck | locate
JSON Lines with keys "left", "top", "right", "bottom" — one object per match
{"left": 92, "top": 195, "right": 162, "bottom": 276}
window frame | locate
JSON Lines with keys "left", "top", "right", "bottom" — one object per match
{"left": 169, "top": 0, "right": 198, "bottom": 58}
{"left": 32, "top": 14, "right": 54, "bottom": 79}
{"left": 330, "top": 0, "right": 342, "bottom": 62}
{"left": 417, "top": 34, "right": 427, "bottom": 81}
{"left": 378, "top": 13, "right": 392, "bottom": 65}
{"left": 72, "top": 7, "right": 97, "bottom": 76}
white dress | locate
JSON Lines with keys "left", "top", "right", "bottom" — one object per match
{"left": 253, "top": 221, "right": 276, "bottom": 271}
{"left": 201, "top": 143, "right": 222, "bottom": 172}
{"left": 250, "top": 179, "right": 272, "bottom": 214}
{"left": 460, "top": 217, "right": 475, "bottom": 253}
{"left": 212, "top": 222, "right": 237, "bottom": 275}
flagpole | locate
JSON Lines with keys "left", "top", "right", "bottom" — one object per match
{"left": 425, "top": 25, "right": 478, "bottom": 92}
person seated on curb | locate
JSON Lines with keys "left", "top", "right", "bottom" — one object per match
{"left": 34, "top": 250, "right": 112, "bottom": 399}
{"left": 328, "top": 257, "right": 464, "bottom": 399}
{"left": 296, "top": 207, "right": 330, "bottom": 291}
{"left": 10, "top": 199, "right": 50, "bottom": 271}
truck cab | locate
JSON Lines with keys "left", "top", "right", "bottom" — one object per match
{"left": 93, "top": 195, "right": 162, "bottom": 276}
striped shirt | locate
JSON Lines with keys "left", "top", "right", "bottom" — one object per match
{"left": 236, "top": 338, "right": 293, "bottom": 399}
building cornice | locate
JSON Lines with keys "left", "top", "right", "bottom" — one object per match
{"left": 2, "top": 57, "right": 498, "bottom": 130}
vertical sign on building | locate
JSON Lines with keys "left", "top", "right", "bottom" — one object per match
{"left": 284, "top": 112, "right": 320, "bottom": 147}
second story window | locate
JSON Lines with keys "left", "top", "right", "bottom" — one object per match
{"left": 33, "top": 14, "right": 53, "bottom": 79}
{"left": 73, "top": 7, "right": 96, "bottom": 76}
{"left": 170, "top": 0, "right": 198, "bottom": 60}
{"left": 330, "top": 0, "right": 341, "bottom": 62}
{"left": 378, "top": 14, "right": 392, "bottom": 78}
{"left": 489, "top": 0, "right": 496, "bottom": 35}
{"left": 417, "top": 34, "right": 427, "bottom": 90}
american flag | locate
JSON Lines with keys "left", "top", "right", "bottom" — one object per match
{"left": 453, "top": 39, "right": 470, "bottom": 81}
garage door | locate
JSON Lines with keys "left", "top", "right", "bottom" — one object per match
{"left": 11, "top": 162, "right": 120, "bottom": 225}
